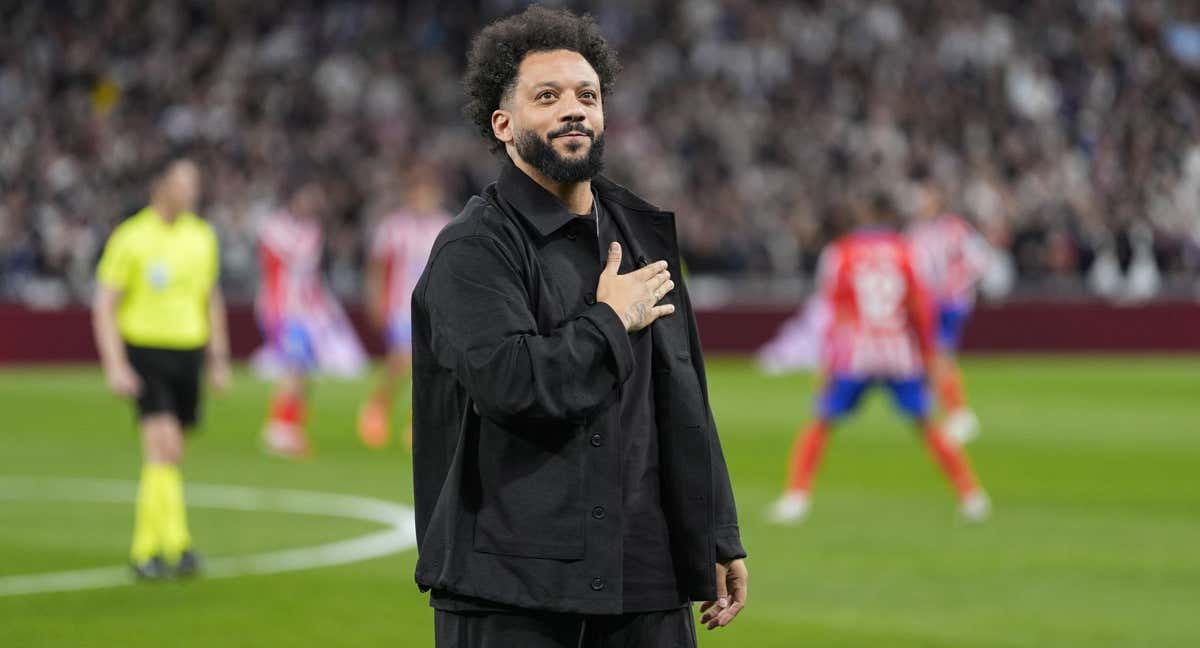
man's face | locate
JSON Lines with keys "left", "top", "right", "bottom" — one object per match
{"left": 411, "top": 180, "right": 444, "bottom": 213}
{"left": 492, "top": 49, "right": 605, "bottom": 184}
{"left": 292, "top": 183, "right": 327, "bottom": 220}
{"left": 915, "top": 184, "right": 944, "bottom": 220}
{"left": 162, "top": 160, "right": 200, "bottom": 213}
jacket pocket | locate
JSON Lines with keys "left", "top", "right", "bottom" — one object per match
{"left": 472, "top": 417, "right": 585, "bottom": 560}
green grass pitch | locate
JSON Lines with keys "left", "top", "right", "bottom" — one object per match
{"left": 1, "top": 356, "right": 1197, "bottom": 647}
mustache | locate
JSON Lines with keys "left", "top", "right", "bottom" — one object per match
{"left": 549, "top": 124, "right": 595, "bottom": 139}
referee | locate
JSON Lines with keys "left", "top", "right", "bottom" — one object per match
{"left": 92, "top": 157, "right": 231, "bottom": 580}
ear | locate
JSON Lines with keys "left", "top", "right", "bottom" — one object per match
{"left": 491, "top": 110, "right": 514, "bottom": 145}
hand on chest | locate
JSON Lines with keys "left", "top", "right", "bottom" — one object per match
{"left": 532, "top": 218, "right": 625, "bottom": 325}
{"left": 530, "top": 217, "right": 680, "bottom": 338}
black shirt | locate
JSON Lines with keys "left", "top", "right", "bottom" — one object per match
{"left": 585, "top": 200, "right": 686, "bottom": 613}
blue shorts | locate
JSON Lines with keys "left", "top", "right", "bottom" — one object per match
{"left": 817, "top": 375, "right": 931, "bottom": 420}
{"left": 270, "top": 319, "right": 317, "bottom": 372}
{"left": 386, "top": 313, "right": 413, "bottom": 353}
{"left": 936, "top": 302, "right": 972, "bottom": 351}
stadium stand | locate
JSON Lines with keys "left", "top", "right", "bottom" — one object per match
{"left": 2, "top": 0, "right": 1200, "bottom": 306}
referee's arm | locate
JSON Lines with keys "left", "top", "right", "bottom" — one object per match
{"left": 206, "top": 287, "right": 232, "bottom": 392}
{"left": 92, "top": 284, "right": 140, "bottom": 398}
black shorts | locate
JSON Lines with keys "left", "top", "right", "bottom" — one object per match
{"left": 125, "top": 344, "right": 205, "bottom": 429}
{"left": 433, "top": 607, "right": 696, "bottom": 648}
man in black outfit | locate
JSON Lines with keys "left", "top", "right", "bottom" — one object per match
{"left": 411, "top": 7, "right": 748, "bottom": 646}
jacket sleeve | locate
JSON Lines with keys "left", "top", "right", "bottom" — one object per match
{"left": 424, "top": 235, "right": 634, "bottom": 424}
{"left": 678, "top": 274, "right": 746, "bottom": 562}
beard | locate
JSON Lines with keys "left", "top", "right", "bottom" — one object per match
{"left": 514, "top": 125, "right": 605, "bottom": 184}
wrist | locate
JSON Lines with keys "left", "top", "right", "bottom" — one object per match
{"left": 598, "top": 299, "right": 631, "bottom": 331}
{"left": 102, "top": 354, "right": 128, "bottom": 371}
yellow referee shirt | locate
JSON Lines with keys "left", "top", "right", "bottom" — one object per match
{"left": 96, "top": 207, "right": 219, "bottom": 349}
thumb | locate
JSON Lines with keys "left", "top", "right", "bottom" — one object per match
{"left": 603, "top": 242, "right": 621, "bottom": 275}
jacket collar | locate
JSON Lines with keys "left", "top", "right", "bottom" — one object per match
{"left": 591, "top": 174, "right": 667, "bottom": 217}
{"left": 496, "top": 159, "right": 582, "bottom": 237}
{"left": 496, "top": 158, "right": 670, "bottom": 238}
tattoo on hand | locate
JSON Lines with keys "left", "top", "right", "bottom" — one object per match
{"left": 626, "top": 302, "right": 649, "bottom": 329}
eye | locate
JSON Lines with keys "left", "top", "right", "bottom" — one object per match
{"left": 537, "top": 90, "right": 556, "bottom": 101}
{"left": 580, "top": 90, "right": 598, "bottom": 101}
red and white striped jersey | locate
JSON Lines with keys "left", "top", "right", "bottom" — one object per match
{"left": 907, "top": 213, "right": 990, "bottom": 306}
{"left": 256, "top": 209, "right": 325, "bottom": 329}
{"left": 370, "top": 209, "right": 450, "bottom": 316}
{"left": 818, "top": 229, "right": 934, "bottom": 378}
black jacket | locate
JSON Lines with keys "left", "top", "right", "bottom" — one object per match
{"left": 411, "top": 161, "right": 745, "bottom": 614}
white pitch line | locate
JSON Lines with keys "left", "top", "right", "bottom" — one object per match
{"left": 0, "top": 477, "right": 417, "bottom": 597}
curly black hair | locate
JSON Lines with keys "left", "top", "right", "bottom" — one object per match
{"left": 463, "top": 6, "right": 621, "bottom": 153}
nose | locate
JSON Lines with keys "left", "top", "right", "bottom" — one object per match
{"left": 559, "top": 95, "right": 586, "bottom": 124}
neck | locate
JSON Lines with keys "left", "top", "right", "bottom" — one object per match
{"left": 150, "top": 199, "right": 181, "bottom": 223}
{"left": 510, "top": 154, "right": 593, "bottom": 215}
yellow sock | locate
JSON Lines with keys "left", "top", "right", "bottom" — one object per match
{"left": 157, "top": 464, "right": 192, "bottom": 563}
{"left": 130, "top": 464, "right": 162, "bottom": 563}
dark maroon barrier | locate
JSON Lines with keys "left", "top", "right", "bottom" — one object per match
{"left": 957, "top": 301, "right": 1200, "bottom": 352}
{"left": 2, "top": 300, "right": 1199, "bottom": 363}
{"left": 0, "top": 304, "right": 387, "bottom": 364}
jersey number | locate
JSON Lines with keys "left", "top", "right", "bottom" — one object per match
{"left": 853, "top": 261, "right": 905, "bottom": 323}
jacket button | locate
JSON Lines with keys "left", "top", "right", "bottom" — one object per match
{"left": 590, "top": 577, "right": 605, "bottom": 591}
{"left": 585, "top": 292, "right": 596, "bottom": 305}
{"left": 590, "top": 433, "right": 602, "bottom": 447}
{"left": 566, "top": 228, "right": 578, "bottom": 241}
{"left": 591, "top": 506, "right": 606, "bottom": 520}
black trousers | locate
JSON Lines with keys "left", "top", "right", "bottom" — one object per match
{"left": 434, "top": 607, "right": 697, "bottom": 648}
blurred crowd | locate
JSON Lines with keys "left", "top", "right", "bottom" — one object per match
{"left": 3, "top": 0, "right": 1200, "bottom": 305}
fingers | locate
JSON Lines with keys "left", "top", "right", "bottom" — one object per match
{"left": 715, "top": 590, "right": 746, "bottom": 626}
{"left": 714, "top": 564, "right": 748, "bottom": 628}
{"left": 211, "top": 368, "right": 231, "bottom": 393}
{"left": 640, "top": 304, "right": 675, "bottom": 328}
{"left": 603, "top": 242, "right": 622, "bottom": 276}
{"left": 650, "top": 277, "right": 674, "bottom": 302}
{"left": 627, "top": 303, "right": 676, "bottom": 332}
{"left": 702, "top": 600, "right": 742, "bottom": 629}
{"left": 701, "top": 597, "right": 729, "bottom": 630}
{"left": 701, "top": 561, "right": 748, "bottom": 630}
{"left": 699, "top": 603, "right": 719, "bottom": 628}
{"left": 644, "top": 267, "right": 673, "bottom": 304}
{"left": 632, "top": 259, "right": 669, "bottom": 280}
{"left": 714, "top": 599, "right": 744, "bottom": 628}
{"left": 117, "top": 381, "right": 138, "bottom": 399}
{"left": 113, "top": 371, "right": 141, "bottom": 398}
